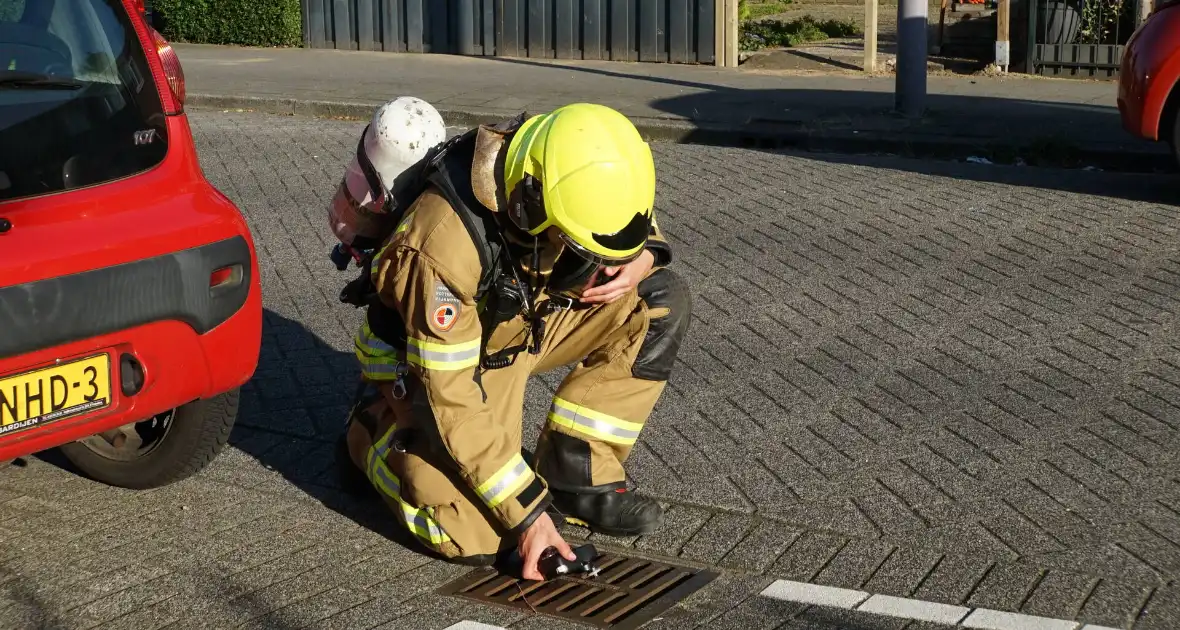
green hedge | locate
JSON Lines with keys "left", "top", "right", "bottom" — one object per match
{"left": 152, "top": 0, "right": 302, "bottom": 48}
{"left": 0, "top": 0, "right": 24, "bottom": 22}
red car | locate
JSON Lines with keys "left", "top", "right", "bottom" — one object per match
{"left": 1118, "top": 0, "right": 1180, "bottom": 166}
{"left": 0, "top": 0, "right": 261, "bottom": 488}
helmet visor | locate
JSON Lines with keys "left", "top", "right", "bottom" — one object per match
{"left": 556, "top": 209, "right": 650, "bottom": 267}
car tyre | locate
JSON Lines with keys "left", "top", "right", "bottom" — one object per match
{"left": 59, "top": 389, "right": 239, "bottom": 490}
{"left": 1171, "top": 106, "right": 1180, "bottom": 170}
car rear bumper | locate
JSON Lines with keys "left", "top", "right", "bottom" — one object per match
{"left": 0, "top": 236, "right": 254, "bottom": 359}
{"left": 0, "top": 284, "right": 261, "bottom": 462}
{"left": 0, "top": 241, "right": 262, "bottom": 462}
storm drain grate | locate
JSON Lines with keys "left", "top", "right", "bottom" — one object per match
{"left": 437, "top": 551, "right": 718, "bottom": 629}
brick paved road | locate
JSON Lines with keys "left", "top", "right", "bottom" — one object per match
{"left": 1, "top": 111, "right": 1179, "bottom": 629}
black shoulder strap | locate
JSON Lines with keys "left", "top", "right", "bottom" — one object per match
{"left": 422, "top": 130, "right": 503, "bottom": 301}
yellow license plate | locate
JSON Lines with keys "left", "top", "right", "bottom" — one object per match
{"left": 0, "top": 354, "right": 112, "bottom": 436}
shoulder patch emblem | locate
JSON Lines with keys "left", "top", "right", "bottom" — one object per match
{"left": 433, "top": 303, "right": 458, "bottom": 331}
{"left": 430, "top": 281, "right": 461, "bottom": 332}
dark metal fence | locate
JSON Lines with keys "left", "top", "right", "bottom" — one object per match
{"left": 301, "top": 0, "right": 717, "bottom": 64}
{"left": 1026, "top": 0, "right": 1132, "bottom": 78}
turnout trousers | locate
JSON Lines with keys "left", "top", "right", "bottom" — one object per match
{"left": 344, "top": 267, "right": 691, "bottom": 563}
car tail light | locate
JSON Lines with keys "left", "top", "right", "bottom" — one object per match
{"left": 150, "top": 29, "right": 186, "bottom": 109}
{"left": 210, "top": 265, "right": 243, "bottom": 291}
{"left": 210, "top": 267, "right": 234, "bottom": 288}
{"left": 122, "top": 0, "right": 184, "bottom": 115}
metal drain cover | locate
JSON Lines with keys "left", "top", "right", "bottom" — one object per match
{"left": 437, "top": 550, "right": 718, "bottom": 629}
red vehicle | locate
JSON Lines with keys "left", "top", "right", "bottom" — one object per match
{"left": 0, "top": 0, "right": 261, "bottom": 488}
{"left": 1118, "top": 0, "right": 1180, "bottom": 166}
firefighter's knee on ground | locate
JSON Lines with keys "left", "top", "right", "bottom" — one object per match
{"left": 633, "top": 268, "right": 692, "bottom": 381}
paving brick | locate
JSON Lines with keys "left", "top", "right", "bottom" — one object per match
{"left": 782, "top": 605, "right": 913, "bottom": 630}
{"left": 678, "top": 512, "right": 754, "bottom": 565}
{"left": 813, "top": 539, "right": 897, "bottom": 590}
{"left": 717, "top": 520, "right": 803, "bottom": 573}
{"left": 1019, "top": 570, "right": 1099, "bottom": 621}
{"left": 965, "top": 563, "right": 1045, "bottom": 612}
{"left": 767, "top": 531, "right": 850, "bottom": 582}
{"left": 633, "top": 504, "right": 713, "bottom": 556}
{"left": 911, "top": 554, "right": 996, "bottom": 606}
{"left": 4, "top": 110, "right": 1180, "bottom": 630}
{"left": 699, "top": 593, "right": 807, "bottom": 630}
{"left": 1076, "top": 579, "right": 1153, "bottom": 629}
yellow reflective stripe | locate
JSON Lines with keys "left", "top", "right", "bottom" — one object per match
{"left": 354, "top": 322, "right": 404, "bottom": 381}
{"left": 369, "top": 211, "right": 416, "bottom": 276}
{"left": 395, "top": 210, "right": 416, "bottom": 234}
{"left": 355, "top": 356, "right": 401, "bottom": 381}
{"left": 548, "top": 398, "right": 643, "bottom": 446}
{"left": 365, "top": 426, "right": 451, "bottom": 546}
{"left": 354, "top": 322, "right": 400, "bottom": 356}
{"left": 476, "top": 453, "right": 532, "bottom": 509}
{"left": 406, "top": 337, "right": 480, "bottom": 371}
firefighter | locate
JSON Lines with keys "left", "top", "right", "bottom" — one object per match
{"left": 340, "top": 103, "right": 691, "bottom": 581}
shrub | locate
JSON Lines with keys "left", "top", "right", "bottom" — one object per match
{"left": 0, "top": 0, "right": 24, "bottom": 22}
{"left": 152, "top": 0, "right": 302, "bottom": 48}
{"left": 740, "top": 15, "right": 861, "bottom": 51}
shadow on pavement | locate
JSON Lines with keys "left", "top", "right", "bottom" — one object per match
{"left": 228, "top": 308, "right": 433, "bottom": 558}
{"left": 484, "top": 56, "right": 1172, "bottom": 183}
{"left": 791, "top": 148, "right": 1180, "bottom": 205}
{"left": 487, "top": 55, "right": 1119, "bottom": 132}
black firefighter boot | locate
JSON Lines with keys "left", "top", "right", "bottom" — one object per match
{"left": 536, "top": 432, "right": 664, "bottom": 536}
{"left": 549, "top": 486, "right": 664, "bottom": 537}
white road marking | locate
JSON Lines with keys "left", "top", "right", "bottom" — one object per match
{"left": 442, "top": 623, "right": 508, "bottom": 630}
{"left": 962, "top": 608, "right": 1081, "bottom": 630}
{"left": 857, "top": 593, "right": 972, "bottom": 625}
{"left": 757, "top": 578, "right": 1116, "bottom": 629}
{"left": 760, "top": 580, "right": 870, "bottom": 608}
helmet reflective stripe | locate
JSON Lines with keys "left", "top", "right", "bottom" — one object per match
{"left": 503, "top": 103, "right": 656, "bottom": 264}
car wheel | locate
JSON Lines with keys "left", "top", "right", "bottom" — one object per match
{"left": 58, "top": 389, "right": 239, "bottom": 490}
{"left": 1171, "top": 108, "right": 1180, "bottom": 170}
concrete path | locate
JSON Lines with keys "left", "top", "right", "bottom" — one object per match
{"left": 174, "top": 44, "right": 1170, "bottom": 170}
{"left": 1, "top": 111, "right": 1179, "bottom": 628}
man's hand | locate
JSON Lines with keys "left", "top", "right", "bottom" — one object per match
{"left": 518, "top": 512, "right": 576, "bottom": 580}
{"left": 579, "top": 249, "right": 655, "bottom": 305}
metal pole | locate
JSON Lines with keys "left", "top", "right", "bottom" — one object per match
{"left": 895, "top": 0, "right": 928, "bottom": 117}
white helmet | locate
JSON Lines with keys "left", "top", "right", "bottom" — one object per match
{"left": 327, "top": 97, "right": 447, "bottom": 249}
{"left": 364, "top": 96, "right": 447, "bottom": 200}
